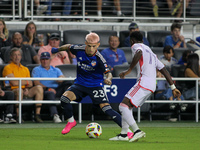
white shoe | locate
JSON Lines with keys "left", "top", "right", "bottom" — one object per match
{"left": 36, "top": 5, "right": 48, "bottom": 16}
{"left": 109, "top": 134, "right": 129, "bottom": 141}
{"left": 129, "top": 131, "right": 146, "bottom": 142}
{"left": 53, "top": 114, "right": 62, "bottom": 123}
{"left": 0, "top": 118, "right": 3, "bottom": 123}
{"left": 4, "top": 117, "right": 17, "bottom": 124}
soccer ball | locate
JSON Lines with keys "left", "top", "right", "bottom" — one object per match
{"left": 85, "top": 122, "right": 102, "bottom": 138}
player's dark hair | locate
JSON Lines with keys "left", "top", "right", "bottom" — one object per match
{"left": 130, "top": 31, "right": 143, "bottom": 43}
{"left": 163, "top": 45, "right": 174, "bottom": 54}
{"left": 171, "top": 23, "right": 181, "bottom": 31}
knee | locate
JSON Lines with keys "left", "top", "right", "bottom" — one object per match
{"left": 35, "top": 85, "right": 43, "bottom": 95}
{"left": 44, "top": 91, "right": 55, "bottom": 100}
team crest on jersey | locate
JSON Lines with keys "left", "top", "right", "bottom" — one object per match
{"left": 91, "top": 60, "right": 96, "bottom": 66}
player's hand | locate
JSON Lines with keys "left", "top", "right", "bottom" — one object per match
{"left": 51, "top": 47, "right": 59, "bottom": 54}
{"left": 119, "top": 70, "right": 129, "bottom": 79}
{"left": 104, "top": 79, "right": 112, "bottom": 85}
{"left": 172, "top": 88, "right": 181, "bottom": 98}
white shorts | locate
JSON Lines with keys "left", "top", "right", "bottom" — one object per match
{"left": 125, "top": 82, "right": 152, "bottom": 108}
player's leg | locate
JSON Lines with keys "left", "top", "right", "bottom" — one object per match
{"left": 99, "top": 103, "right": 122, "bottom": 127}
{"left": 125, "top": 87, "right": 151, "bottom": 142}
{"left": 60, "top": 84, "right": 85, "bottom": 134}
{"left": 110, "top": 84, "right": 151, "bottom": 141}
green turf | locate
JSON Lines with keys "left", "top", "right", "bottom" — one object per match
{"left": 0, "top": 121, "right": 200, "bottom": 150}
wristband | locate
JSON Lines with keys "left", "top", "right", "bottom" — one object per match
{"left": 170, "top": 84, "right": 176, "bottom": 90}
{"left": 176, "top": 42, "right": 181, "bottom": 47}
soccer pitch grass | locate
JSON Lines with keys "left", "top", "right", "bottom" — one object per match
{"left": 0, "top": 121, "right": 200, "bottom": 150}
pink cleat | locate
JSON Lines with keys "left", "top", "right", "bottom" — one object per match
{"left": 127, "top": 132, "right": 134, "bottom": 139}
{"left": 61, "top": 120, "right": 77, "bottom": 135}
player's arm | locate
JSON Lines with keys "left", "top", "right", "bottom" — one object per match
{"left": 51, "top": 44, "right": 71, "bottom": 54}
{"left": 104, "top": 72, "right": 112, "bottom": 85}
{"left": 119, "top": 50, "right": 142, "bottom": 79}
{"left": 159, "top": 67, "right": 181, "bottom": 98}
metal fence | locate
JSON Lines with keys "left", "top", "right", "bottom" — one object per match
{"left": 0, "top": 77, "right": 199, "bottom": 124}
{"left": 0, "top": 0, "right": 200, "bottom": 22}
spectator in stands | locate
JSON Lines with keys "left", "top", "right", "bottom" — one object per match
{"left": 2, "top": 48, "right": 44, "bottom": 123}
{"left": 23, "top": 21, "right": 43, "bottom": 47}
{"left": 150, "top": 0, "right": 190, "bottom": 19}
{"left": 96, "top": 0, "right": 124, "bottom": 22}
{"left": 101, "top": 35, "right": 128, "bottom": 71}
{"left": 45, "top": 0, "right": 72, "bottom": 19}
{"left": 32, "top": 52, "right": 71, "bottom": 123}
{"left": 0, "top": 19, "right": 11, "bottom": 50}
{"left": 183, "top": 53, "right": 200, "bottom": 100}
{"left": 34, "top": 0, "right": 48, "bottom": 16}
{"left": 124, "top": 22, "right": 149, "bottom": 47}
{"left": 38, "top": 33, "right": 70, "bottom": 67}
{"left": 164, "top": 23, "right": 187, "bottom": 48}
{"left": 159, "top": 45, "right": 178, "bottom": 72}
{"left": 177, "top": 50, "right": 192, "bottom": 65}
{"left": 150, "top": 0, "right": 158, "bottom": 17}
{"left": 3, "top": 32, "right": 40, "bottom": 65}
{"left": 0, "top": 85, "right": 16, "bottom": 124}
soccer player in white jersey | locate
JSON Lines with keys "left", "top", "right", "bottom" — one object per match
{"left": 109, "top": 31, "right": 181, "bottom": 142}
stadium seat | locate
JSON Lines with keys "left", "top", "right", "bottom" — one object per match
{"left": 63, "top": 30, "right": 89, "bottom": 45}
{"left": 37, "top": 29, "right": 61, "bottom": 46}
{"left": 112, "top": 64, "right": 138, "bottom": 77}
{"left": 91, "top": 30, "right": 117, "bottom": 47}
{"left": 152, "top": 47, "right": 163, "bottom": 59}
{"left": 119, "top": 30, "right": 145, "bottom": 47}
{"left": 26, "top": 64, "right": 40, "bottom": 75}
{"left": 9, "top": 29, "right": 24, "bottom": 38}
{"left": 56, "top": 64, "right": 77, "bottom": 78}
{"left": 120, "top": 47, "right": 132, "bottom": 64}
{"left": 147, "top": 30, "right": 171, "bottom": 47}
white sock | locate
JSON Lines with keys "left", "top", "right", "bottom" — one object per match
{"left": 68, "top": 116, "right": 74, "bottom": 122}
{"left": 97, "top": 10, "right": 102, "bottom": 16}
{"left": 119, "top": 103, "right": 136, "bottom": 134}
{"left": 117, "top": 11, "right": 122, "bottom": 16}
{"left": 130, "top": 123, "right": 139, "bottom": 132}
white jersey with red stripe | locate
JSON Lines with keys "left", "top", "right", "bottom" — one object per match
{"left": 131, "top": 43, "right": 164, "bottom": 92}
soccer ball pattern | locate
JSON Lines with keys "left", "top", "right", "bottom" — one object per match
{"left": 85, "top": 122, "right": 102, "bottom": 138}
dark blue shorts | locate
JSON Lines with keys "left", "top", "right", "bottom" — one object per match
{"left": 67, "top": 84, "right": 109, "bottom": 104}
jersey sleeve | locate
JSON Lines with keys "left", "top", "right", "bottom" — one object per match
{"left": 96, "top": 51, "right": 110, "bottom": 74}
{"left": 70, "top": 44, "right": 85, "bottom": 55}
{"left": 156, "top": 58, "right": 165, "bottom": 70}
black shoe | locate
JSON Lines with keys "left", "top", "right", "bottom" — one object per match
{"left": 118, "top": 13, "right": 125, "bottom": 22}
{"left": 35, "top": 115, "right": 43, "bottom": 123}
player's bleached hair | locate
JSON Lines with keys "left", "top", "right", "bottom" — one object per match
{"left": 85, "top": 32, "right": 100, "bottom": 44}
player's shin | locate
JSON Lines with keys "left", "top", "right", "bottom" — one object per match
{"left": 101, "top": 105, "right": 122, "bottom": 127}
{"left": 60, "top": 95, "right": 73, "bottom": 121}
